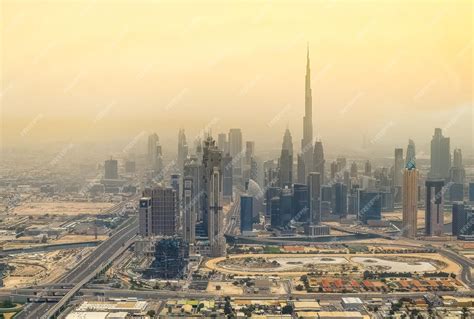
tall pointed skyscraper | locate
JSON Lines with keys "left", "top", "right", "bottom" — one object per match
{"left": 301, "top": 45, "right": 314, "bottom": 180}
{"left": 405, "top": 139, "right": 416, "bottom": 167}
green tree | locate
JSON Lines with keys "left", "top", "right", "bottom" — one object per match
{"left": 282, "top": 304, "right": 293, "bottom": 314}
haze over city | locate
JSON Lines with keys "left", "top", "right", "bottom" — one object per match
{"left": 1, "top": 0, "right": 472, "bottom": 157}
{"left": 0, "top": 1, "right": 473, "bottom": 319}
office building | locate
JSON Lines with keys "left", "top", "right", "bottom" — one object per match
{"left": 243, "top": 141, "right": 256, "bottom": 184}
{"left": 381, "top": 191, "right": 394, "bottom": 212}
{"left": 263, "top": 160, "right": 278, "bottom": 188}
{"left": 195, "top": 138, "right": 203, "bottom": 164}
{"left": 184, "top": 156, "right": 202, "bottom": 223}
{"left": 280, "top": 188, "right": 293, "bottom": 226}
{"left": 104, "top": 158, "right": 118, "bottom": 179}
{"left": 138, "top": 197, "right": 152, "bottom": 237}
{"left": 350, "top": 162, "right": 358, "bottom": 178}
{"left": 348, "top": 185, "right": 360, "bottom": 215}
{"left": 321, "top": 185, "right": 332, "bottom": 202}
{"left": 217, "top": 133, "right": 228, "bottom": 153}
{"left": 425, "top": 180, "right": 445, "bottom": 236}
{"left": 430, "top": 128, "right": 451, "bottom": 180}
{"left": 147, "top": 133, "right": 159, "bottom": 167}
{"left": 394, "top": 148, "right": 404, "bottom": 187}
{"left": 452, "top": 202, "right": 468, "bottom": 236}
{"left": 240, "top": 195, "right": 253, "bottom": 234}
{"left": 336, "top": 157, "right": 347, "bottom": 172}
{"left": 183, "top": 177, "right": 196, "bottom": 243}
{"left": 343, "top": 170, "right": 351, "bottom": 189}
{"left": 228, "top": 128, "right": 243, "bottom": 185}
{"left": 364, "top": 160, "right": 372, "bottom": 176}
{"left": 222, "top": 153, "right": 233, "bottom": 201}
{"left": 265, "top": 186, "right": 281, "bottom": 218}
{"left": 307, "top": 172, "right": 321, "bottom": 224}
{"left": 282, "top": 127, "right": 294, "bottom": 156}
{"left": 449, "top": 183, "right": 464, "bottom": 202}
{"left": 406, "top": 139, "right": 416, "bottom": 167}
{"left": 293, "top": 183, "right": 309, "bottom": 222}
{"left": 143, "top": 186, "right": 178, "bottom": 236}
{"left": 297, "top": 154, "right": 306, "bottom": 184}
{"left": 170, "top": 174, "right": 180, "bottom": 202}
{"left": 469, "top": 182, "right": 474, "bottom": 202}
{"left": 270, "top": 196, "right": 281, "bottom": 228}
{"left": 279, "top": 129, "right": 293, "bottom": 188}
{"left": 358, "top": 191, "right": 382, "bottom": 224}
{"left": 301, "top": 46, "right": 314, "bottom": 179}
{"left": 125, "top": 160, "right": 136, "bottom": 173}
{"left": 402, "top": 164, "right": 419, "bottom": 238}
{"left": 332, "top": 182, "right": 347, "bottom": 217}
{"left": 202, "top": 136, "right": 225, "bottom": 257}
{"left": 177, "top": 129, "right": 188, "bottom": 174}
{"left": 245, "top": 141, "right": 255, "bottom": 164}
{"left": 313, "top": 140, "right": 325, "bottom": 184}
{"left": 330, "top": 161, "right": 338, "bottom": 180}
{"left": 450, "top": 148, "right": 465, "bottom": 184}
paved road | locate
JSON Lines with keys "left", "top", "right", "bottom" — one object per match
{"left": 6, "top": 286, "right": 473, "bottom": 302}
{"left": 15, "top": 213, "right": 138, "bottom": 319}
{"left": 438, "top": 248, "right": 474, "bottom": 289}
{"left": 224, "top": 196, "right": 241, "bottom": 236}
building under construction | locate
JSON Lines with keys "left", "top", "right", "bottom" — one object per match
{"left": 142, "top": 237, "right": 189, "bottom": 279}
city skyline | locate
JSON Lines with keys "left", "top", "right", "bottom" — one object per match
{"left": 0, "top": 2, "right": 473, "bottom": 318}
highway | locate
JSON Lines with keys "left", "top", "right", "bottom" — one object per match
{"left": 15, "top": 210, "right": 138, "bottom": 319}
{"left": 5, "top": 286, "right": 473, "bottom": 302}
{"left": 224, "top": 196, "right": 241, "bottom": 236}
{"left": 438, "top": 248, "right": 474, "bottom": 289}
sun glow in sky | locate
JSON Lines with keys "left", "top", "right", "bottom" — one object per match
{"left": 1, "top": 0, "right": 472, "bottom": 155}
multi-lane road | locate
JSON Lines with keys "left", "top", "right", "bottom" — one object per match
{"left": 15, "top": 211, "right": 138, "bottom": 319}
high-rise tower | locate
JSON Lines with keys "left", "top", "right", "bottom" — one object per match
{"left": 402, "top": 162, "right": 418, "bottom": 238}
{"left": 177, "top": 129, "right": 188, "bottom": 174}
{"left": 279, "top": 129, "right": 293, "bottom": 188}
{"left": 104, "top": 158, "right": 118, "bottom": 180}
{"left": 301, "top": 46, "right": 314, "bottom": 180}
{"left": 148, "top": 133, "right": 159, "bottom": 167}
{"left": 228, "top": 128, "right": 243, "bottom": 186}
{"left": 406, "top": 139, "right": 416, "bottom": 167}
{"left": 313, "top": 140, "right": 325, "bottom": 184}
{"left": 394, "top": 148, "right": 404, "bottom": 187}
{"left": 430, "top": 128, "right": 451, "bottom": 180}
{"left": 450, "top": 148, "right": 465, "bottom": 184}
{"left": 143, "top": 186, "right": 178, "bottom": 236}
{"left": 202, "top": 136, "right": 225, "bottom": 257}
{"left": 425, "top": 179, "right": 445, "bottom": 236}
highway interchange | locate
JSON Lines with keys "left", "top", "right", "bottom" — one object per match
{"left": 14, "top": 209, "right": 138, "bottom": 319}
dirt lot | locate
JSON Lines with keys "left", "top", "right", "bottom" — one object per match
{"left": 207, "top": 281, "right": 243, "bottom": 295}
{"left": 12, "top": 202, "right": 115, "bottom": 216}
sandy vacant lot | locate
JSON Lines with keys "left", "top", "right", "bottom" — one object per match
{"left": 207, "top": 281, "right": 243, "bottom": 295}
{"left": 13, "top": 202, "right": 115, "bottom": 216}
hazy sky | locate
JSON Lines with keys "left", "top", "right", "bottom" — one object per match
{"left": 1, "top": 0, "right": 472, "bottom": 157}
